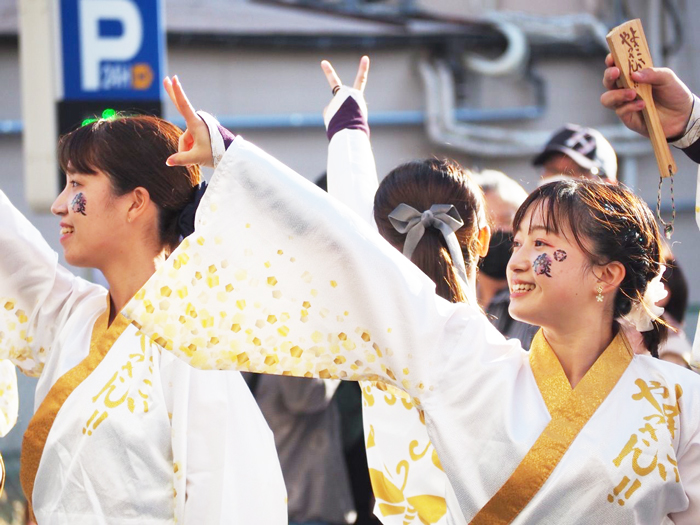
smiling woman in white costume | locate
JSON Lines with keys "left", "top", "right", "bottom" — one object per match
{"left": 122, "top": 73, "right": 700, "bottom": 524}
{"left": 0, "top": 109, "right": 286, "bottom": 523}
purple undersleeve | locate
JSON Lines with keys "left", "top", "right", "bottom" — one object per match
{"left": 683, "top": 139, "right": 700, "bottom": 164}
{"left": 217, "top": 123, "right": 237, "bottom": 149}
{"left": 326, "top": 96, "right": 369, "bottom": 141}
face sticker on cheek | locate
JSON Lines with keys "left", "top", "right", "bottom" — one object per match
{"left": 71, "top": 193, "right": 87, "bottom": 216}
{"left": 533, "top": 253, "right": 553, "bottom": 277}
{"left": 553, "top": 249, "right": 567, "bottom": 262}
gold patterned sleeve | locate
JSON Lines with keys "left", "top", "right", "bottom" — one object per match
{"left": 123, "top": 137, "right": 474, "bottom": 400}
{"left": 0, "top": 360, "right": 17, "bottom": 437}
{"left": 0, "top": 191, "right": 106, "bottom": 377}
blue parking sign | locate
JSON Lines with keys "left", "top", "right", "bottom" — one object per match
{"left": 60, "top": 0, "right": 164, "bottom": 100}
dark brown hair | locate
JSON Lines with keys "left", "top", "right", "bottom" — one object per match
{"left": 58, "top": 114, "right": 201, "bottom": 253}
{"left": 373, "top": 158, "right": 486, "bottom": 303}
{"left": 513, "top": 180, "right": 667, "bottom": 356}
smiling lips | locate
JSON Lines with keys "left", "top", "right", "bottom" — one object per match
{"left": 60, "top": 224, "right": 75, "bottom": 236}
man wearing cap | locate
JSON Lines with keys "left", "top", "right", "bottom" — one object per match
{"left": 533, "top": 123, "right": 618, "bottom": 183}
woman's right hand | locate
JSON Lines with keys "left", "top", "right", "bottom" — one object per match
{"left": 163, "top": 76, "right": 214, "bottom": 168}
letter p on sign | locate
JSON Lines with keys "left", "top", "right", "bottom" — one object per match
{"left": 79, "top": 0, "right": 143, "bottom": 92}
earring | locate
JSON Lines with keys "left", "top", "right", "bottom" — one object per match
{"left": 595, "top": 284, "right": 604, "bottom": 302}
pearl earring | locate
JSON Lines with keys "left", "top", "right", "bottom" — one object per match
{"left": 595, "top": 285, "right": 604, "bottom": 302}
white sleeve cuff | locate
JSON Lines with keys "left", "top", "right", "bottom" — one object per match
{"left": 196, "top": 111, "right": 226, "bottom": 168}
{"left": 669, "top": 95, "right": 700, "bottom": 150}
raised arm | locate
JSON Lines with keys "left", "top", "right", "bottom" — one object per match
{"left": 322, "top": 57, "right": 379, "bottom": 225}
{"left": 124, "top": 76, "right": 518, "bottom": 405}
{"left": 0, "top": 191, "right": 105, "bottom": 376}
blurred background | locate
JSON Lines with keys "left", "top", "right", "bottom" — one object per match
{"left": 1, "top": 0, "right": 699, "bottom": 521}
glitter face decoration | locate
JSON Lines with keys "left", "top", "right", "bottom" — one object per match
{"left": 533, "top": 253, "right": 552, "bottom": 277}
{"left": 553, "top": 249, "right": 567, "bottom": 262}
{"left": 71, "top": 193, "right": 87, "bottom": 216}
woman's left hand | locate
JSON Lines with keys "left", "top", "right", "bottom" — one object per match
{"left": 163, "top": 76, "right": 214, "bottom": 168}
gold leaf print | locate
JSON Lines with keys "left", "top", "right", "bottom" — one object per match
{"left": 409, "top": 440, "right": 431, "bottom": 461}
{"left": 406, "top": 495, "right": 447, "bottom": 524}
{"left": 431, "top": 449, "right": 444, "bottom": 472}
{"left": 367, "top": 425, "right": 376, "bottom": 448}
{"left": 361, "top": 384, "right": 375, "bottom": 406}
{"left": 378, "top": 503, "right": 405, "bottom": 517}
{"left": 368, "top": 469, "right": 405, "bottom": 504}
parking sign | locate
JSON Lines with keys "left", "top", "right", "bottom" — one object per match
{"left": 60, "top": 0, "right": 164, "bottom": 100}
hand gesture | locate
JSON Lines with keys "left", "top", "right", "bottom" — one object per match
{"left": 163, "top": 76, "right": 214, "bottom": 168}
{"left": 600, "top": 54, "right": 694, "bottom": 140}
{"left": 320, "top": 56, "right": 370, "bottom": 118}
{"left": 321, "top": 55, "right": 370, "bottom": 94}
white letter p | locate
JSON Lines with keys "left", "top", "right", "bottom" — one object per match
{"left": 78, "top": 0, "right": 143, "bottom": 91}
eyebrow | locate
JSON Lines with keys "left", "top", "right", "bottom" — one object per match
{"left": 528, "top": 225, "right": 550, "bottom": 233}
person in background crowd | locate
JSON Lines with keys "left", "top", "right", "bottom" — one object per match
{"left": 533, "top": 123, "right": 618, "bottom": 184}
{"left": 657, "top": 254, "right": 692, "bottom": 368}
{"left": 256, "top": 375, "right": 356, "bottom": 525}
{"left": 472, "top": 170, "right": 538, "bottom": 349}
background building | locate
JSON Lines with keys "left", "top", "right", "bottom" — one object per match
{"left": 1, "top": 0, "right": 698, "bottom": 519}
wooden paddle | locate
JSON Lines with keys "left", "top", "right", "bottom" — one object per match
{"left": 607, "top": 19, "right": 677, "bottom": 178}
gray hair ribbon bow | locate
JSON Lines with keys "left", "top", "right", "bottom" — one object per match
{"left": 388, "top": 203, "right": 469, "bottom": 286}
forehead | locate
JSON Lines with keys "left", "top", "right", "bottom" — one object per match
{"left": 516, "top": 201, "right": 575, "bottom": 241}
{"left": 65, "top": 163, "right": 108, "bottom": 179}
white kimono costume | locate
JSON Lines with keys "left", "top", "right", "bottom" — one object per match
{"left": 325, "top": 87, "right": 455, "bottom": 525}
{"left": 0, "top": 358, "right": 19, "bottom": 490}
{"left": 0, "top": 190, "right": 286, "bottom": 524}
{"left": 123, "top": 123, "right": 700, "bottom": 524}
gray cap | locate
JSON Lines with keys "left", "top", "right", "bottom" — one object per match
{"left": 533, "top": 124, "right": 617, "bottom": 180}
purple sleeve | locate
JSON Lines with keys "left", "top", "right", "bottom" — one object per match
{"left": 326, "top": 96, "right": 369, "bottom": 141}
{"left": 217, "top": 123, "right": 237, "bottom": 150}
{"left": 682, "top": 141, "right": 700, "bottom": 164}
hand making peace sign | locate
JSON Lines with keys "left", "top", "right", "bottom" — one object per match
{"left": 163, "top": 75, "right": 214, "bottom": 168}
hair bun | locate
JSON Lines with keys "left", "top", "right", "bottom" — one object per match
{"left": 177, "top": 181, "right": 208, "bottom": 238}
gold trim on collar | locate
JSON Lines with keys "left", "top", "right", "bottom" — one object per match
{"left": 20, "top": 303, "right": 130, "bottom": 511}
{"left": 471, "top": 329, "right": 633, "bottom": 524}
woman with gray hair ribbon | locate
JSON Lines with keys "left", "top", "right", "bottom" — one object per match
{"left": 388, "top": 203, "right": 470, "bottom": 287}
{"left": 321, "top": 57, "right": 488, "bottom": 525}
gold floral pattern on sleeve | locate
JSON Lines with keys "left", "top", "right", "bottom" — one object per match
{"left": 0, "top": 360, "right": 18, "bottom": 437}
{"left": 0, "top": 298, "right": 45, "bottom": 377}
{"left": 126, "top": 229, "right": 428, "bottom": 397}
{"left": 609, "top": 378, "right": 682, "bottom": 506}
